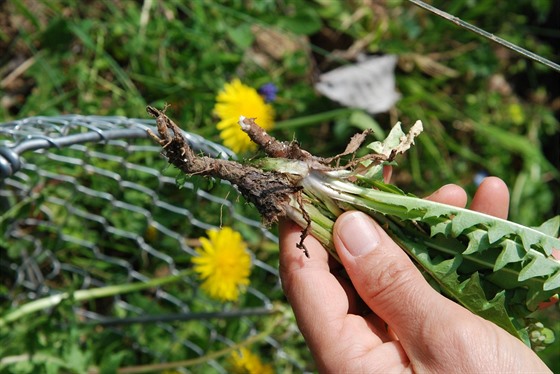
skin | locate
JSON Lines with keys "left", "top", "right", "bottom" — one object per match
{"left": 279, "top": 177, "right": 553, "bottom": 373}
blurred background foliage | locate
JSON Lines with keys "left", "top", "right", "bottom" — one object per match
{"left": 1, "top": 0, "right": 559, "bottom": 371}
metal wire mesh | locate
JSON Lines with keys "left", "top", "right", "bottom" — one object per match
{"left": 0, "top": 115, "right": 308, "bottom": 372}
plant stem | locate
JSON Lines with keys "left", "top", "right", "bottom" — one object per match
{"left": 112, "top": 313, "right": 285, "bottom": 374}
{"left": 0, "top": 269, "right": 191, "bottom": 328}
{"left": 83, "top": 307, "right": 279, "bottom": 326}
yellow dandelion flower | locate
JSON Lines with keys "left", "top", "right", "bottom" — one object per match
{"left": 214, "top": 79, "right": 275, "bottom": 154}
{"left": 229, "top": 348, "right": 274, "bottom": 374}
{"left": 192, "top": 227, "right": 251, "bottom": 302}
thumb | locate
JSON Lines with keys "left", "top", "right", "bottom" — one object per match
{"left": 333, "top": 211, "right": 550, "bottom": 373}
{"left": 333, "top": 211, "right": 452, "bottom": 343}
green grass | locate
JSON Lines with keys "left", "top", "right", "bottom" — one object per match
{"left": 1, "top": 0, "right": 559, "bottom": 372}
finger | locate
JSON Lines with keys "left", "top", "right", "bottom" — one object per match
{"left": 279, "top": 220, "right": 393, "bottom": 368}
{"left": 278, "top": 220, "right": 355, "bottom": 353}
{"left": 278, "top": 219, "right": 373, "bottom": 319}
{"left": 278, "top": 220, "right": 381, "bottom": 318}
{"left": 470, "top": 177, "right": 509, "bottom": 219}
{"left": 383, "top": 165, "right": 392, "bottom": 183}
{"left": 333, "top": 211, "right": 467, "bottom": 355}
{"left": 279, "top": 219, "right": 332, "bottom": 302}
{"left": 334, "top": 211, "right": 549, "bottom": 372}
{"left": 424, "top": 184, "right": 468, "bottom": 207}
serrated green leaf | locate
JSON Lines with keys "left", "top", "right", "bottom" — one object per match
{"left": 518, "top": 254, "right": 559, "bottom": 282}
{"left": 532, "top": 215, "right": 560, "bottom": 237}
{"left": 451, "top": 212, "right": 481, "bottom": 237}
{"left": 540, "top": 235, "right": 560, "bottom": 256}
{"left": 519, "top": 229, "right": 542, "bottom": 252}
{"left": 423, "top": 204, "right": 451, "bottom": 219}
{"left": 486, "top": 221, "right": 511, "bottom": 244}
{"left": 464, "top": 229, "right": 490, "bottom": 255}
{"left": 423, "top": 252, "right": 521, "bottom": 339}
{"left": 543, "top": 269, "right": 560, "bottom": 291}
{"left": 494, "top": 239, "right": 525, "bottom": 271}
{"left": 371, "top": 216, "right": 524, "bottom": 341}
{"left": 367, "top": 122, "right": 404, "bottom": 157}
{"left": 430, "top": 218, "right": 451, "bottom": 237}
{"left": 366, "top": 121, "right": 423, "bottom": 158}
{"left": 458, "top": 278, "right": 521, "bottom": 340}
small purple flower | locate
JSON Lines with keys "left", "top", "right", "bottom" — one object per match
{"left": 258, "top": 83, "right": 278, "bottom": 103}
{"left": 474, "top": 171, "right": 488, "bottom": 186}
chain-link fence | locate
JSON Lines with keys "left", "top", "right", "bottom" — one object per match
{"left": 0, "top": 115, "right": 309, "bottom": 372}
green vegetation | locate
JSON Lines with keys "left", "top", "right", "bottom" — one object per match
{"left": 1, "top": 0, "right": 558, "bottom": 372}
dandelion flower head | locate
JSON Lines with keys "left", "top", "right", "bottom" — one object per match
{"left": 229, "top": 348, "right": 274, "bottom": 374}
{"left": 192, "top": 226, "right": 251, "bottom": 302}
{"left": 214, "top": 79, "right": 275, "bottom": 154}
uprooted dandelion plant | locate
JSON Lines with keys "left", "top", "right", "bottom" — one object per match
{"left": 146, "top": 106, "right": 560, "bottom": 351}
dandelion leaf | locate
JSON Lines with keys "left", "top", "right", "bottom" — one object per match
{"left": 430, "top": 218, "right": 452, "bottom": 237}
{"left": 519, "top": 230, "right": 544, "bottom": 253}
{"left": 367, "top": 121, "right": 423, "bottom": 157}
{"left": 406, "top": 235, "right": 524, "bottom": 341}
{"left": 494, "top": 239, "right": 525, "bottom": 271}
{"left": 458, "top": 276, "right": 525, "bottom": 343}
{"left": 336, "top": 188, "right": 560, "bottom": 348}
{"left": 544, "top": 270, "right": 560, "bottom": 291}
{"left": 367, "top": 122, "right": 405, "bottom": 157}
{"left": 451, "top": 212, "right": 483, "bottom": 237}
{"left": 518, "top": 254, "right": 559, "bottom": 282}
{"left": 486, "top": 221, "right": 512, "bottom": 244}
{"left": 532, "top": 215, "right": 560, "bottom": 237}
{"left": 540, "top": 235, "right": 560, "bottom": 256}
{"left": 423, "top": 204, "right": 452, "bottom": 220}
{"left": 464, "top": 229, "right": 491, "bottom": 255}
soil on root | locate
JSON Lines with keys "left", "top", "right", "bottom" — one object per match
{"left": 146, "top": 106, "right": 301, "bottom": 225}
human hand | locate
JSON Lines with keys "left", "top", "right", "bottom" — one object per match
{"left": 279, "top": 177, "right": 552, "bottom": 373}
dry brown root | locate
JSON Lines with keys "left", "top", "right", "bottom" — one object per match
{"left": 238, "top": 116, "right": 387, "bottom": 169}
{"left": 146, "top": 106, "right": 303, "bottom": 225}
{"left": 146, "top": 107, "right": 384, "bottom": 257}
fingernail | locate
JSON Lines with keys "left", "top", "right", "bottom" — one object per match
{"left": 336, "top": 212, "right": 380, "bottom": 257}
